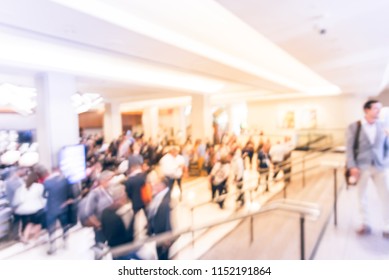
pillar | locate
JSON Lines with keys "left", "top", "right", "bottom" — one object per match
{"left": 103, "top": 102, "right": 123, "bottom": 143}
{"left": 173, "top": 106, "right": 187, "bottom": 145}
{"left": 227, "top": 102, "right": 248, "bottom": 136}
{"left": 142, "top": 106, "right": 159, "bottom": 142}
{"left": 35, "top": 73, "right": 79, "bottom": 170}
{"left": 190, "top": 95, "right": 213, "bottom": 142}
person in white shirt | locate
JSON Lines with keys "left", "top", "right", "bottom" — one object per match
{"left": 346, "top": 100, "right": 389, "bottom": 237}
{"left": 14, "top": 171, "right": 46, "bottom": 244}
{"left": 159, "top": 146, "right": 186, "bottom": 200}
{"left": 269, "top": 141, "right": 288, "bottom": 181}
{"left": 210, "top": 155, "right": 231, "bottom": 209}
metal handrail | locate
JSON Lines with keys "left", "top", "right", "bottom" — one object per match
{"left": 189, "top": 145, "right": 338, "bottom": 212}
{"left": 107, "top": 198, "right": 320, "bottom": 260}
{"left": 2, "top": 145, "right": 343, "bottom": 259}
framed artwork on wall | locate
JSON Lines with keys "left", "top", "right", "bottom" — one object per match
{"left": 300, "top": 109, "right": 317, "bottom": 129}
{"left": 281, "top": 110, "right": 295, "bottom": 129}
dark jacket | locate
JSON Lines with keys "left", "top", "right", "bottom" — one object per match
{"left": 125, "top": 172, "right": 147, "bottom": 212}
{"left": 43, "top": 174, "right": 73, "bottom": 216}
{"left": 147, "top": 191, "right": 171, "bottom": 236}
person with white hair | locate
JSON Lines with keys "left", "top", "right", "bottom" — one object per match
{"left": 78, "top": 170, "right": 115, "bottom": 258}
{"left": 146, "top": 169, "right": 172, "bottom": 260}
{"left": 101, "top": 183, "right": 139, "bottom": 260}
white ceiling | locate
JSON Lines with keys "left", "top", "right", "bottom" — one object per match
{"left": 0, "top": 0, "right": 388, "bottom": 109}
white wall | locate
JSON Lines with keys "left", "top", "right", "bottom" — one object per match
{"left": 244, "top": 95, "right": 367, "bottom": 146}
{"left": 247, "top": 95, "right": 366, "bottom": 134}
{"left": 0, "top": 113, "right": 36, "bottom": 130}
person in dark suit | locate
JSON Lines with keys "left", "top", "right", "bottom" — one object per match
{"left": 124, "top": 161, "right": 147, "bottom": 216}
{"left": 146, "top": 170, "right": 172, "bottom": 260}
{"left": 124, "top": 159, "right": 148, "bottom": 240}
{"left": 43, "top": 170, "right": 74, "bottom": 255}
{"left": 101, "top": 184, "right": 139, "bottom": 260}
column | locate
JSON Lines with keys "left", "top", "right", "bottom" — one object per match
{"left": 173, "top": 106, "right": 187, "bottom": 145}
{"left": 227, "top": 102, "right": 248, "bottom": 136}
{"left": 35, "top": 73, "right": 79, "bottom": 170}
{"left": 103, "top": 102, "right": 123, "bottom": 143}
{"left": 142, "top": 106, "right": 159, "bottom": 141}
{"left": 190, "top": 95, "right": 213, "bottom": 142}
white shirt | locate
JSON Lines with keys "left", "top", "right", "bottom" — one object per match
{"left": 14, "top": 182, "right": 46, "bottom": 215}
{"left": 269, "top": 143, "right": 287, "bottom": 163}
{"left": 231, "top": 155, "right": 244, "bottom": 181}
{"left": 362, "top": 118, "right": 377, "bottom": 145}
{"left": 160, "top": 153, "right": 185, "bottom": 178}
{"left": 147, "top": 187, "right": 169, "bottom": 219}
{"left": 211, "top": 162, "right": 231, "bottom": 185}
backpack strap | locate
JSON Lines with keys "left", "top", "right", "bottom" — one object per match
{"left": 353, "top": 120, "right": 362, "bottom": 161}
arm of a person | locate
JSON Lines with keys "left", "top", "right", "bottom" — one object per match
{"left": 85, "top": 215, "right": 102, "bottom": 229}
{"left": 346, "top": 124, "right": 357, "bottom": 167}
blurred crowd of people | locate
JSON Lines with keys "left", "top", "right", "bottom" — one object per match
{"left": 0, "top": 130, "right": 295, "bottom": 260}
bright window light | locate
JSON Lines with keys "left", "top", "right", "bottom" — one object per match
{"left": 0, "top": 83, "right": 37, "bottom": 115}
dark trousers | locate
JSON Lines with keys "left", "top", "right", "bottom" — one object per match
{"left": 94, "top": 228, "right": 106, "bottom": 245}
{"left": 212, "top": 180, "right": 227, "bottom": 208}
{"left": 10, "top": 213, "right": 21, "bottom": 240}
{"left": 272, "top": 162, "right": 282, "bottom": 179}
{"left": 167, "top": 177, "right": 182, "bottom": 199}
{"left": 258, "top": 169, "right": 269, "bottom": 191}
{"left": 47, "top": 211, "right": 70, "bottom": 236}
{"left": 284, "top": 165, "right": 291, "bottom": 184}
{"left": 167, "top": 177, "right": 182, "bottom": 190}
{"left": 157, "top": 245, "right": 170, "bottom": 260}
{"left": 235, "top": 179, "right": 244, "bottom": 205}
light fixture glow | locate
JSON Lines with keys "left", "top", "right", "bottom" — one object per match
{"left": 51, "top": 0, "right": 341, "bottom": 95}
{"left": 72, "top": 92, "right": 104, "bottom": 114}
{"left": 0, "top": 31, "right": 225, "bottom": 94}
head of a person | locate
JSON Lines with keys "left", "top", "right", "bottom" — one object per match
{"left": 130, "top": 142, "right": 141, "bottom": 155}
{"left": 98, "top": 170, "right": 115, "bottom": 188}
{"left": 220, "top": 154, "right": 230, "bottom": 164}
{"left": 146, "top": 169, "right": 167, "bottom": 197}
{"left": 363, "top": 100, "right": 382, "bottom": 122}
{"left": 32, "top": 164, "right": 49, "bottom": 182}
{"left": 128, "top": 155, "right": 142, "bottom": 172}
{"left": 26, "top": 171, "right": 39, "bottom": 188}
{"left": 108, "top": 183, "right": 128, "bottom": 208}
{"left": 262, "top": 143, "right": 271, "bottom": 152}
{"left": 169, "top": 146, "right": 179, "bottom": 157}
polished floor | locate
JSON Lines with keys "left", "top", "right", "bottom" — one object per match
{"left": 1, "top": 151, "right": 388, "bottom": 260}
